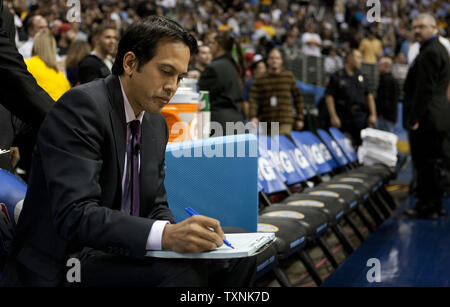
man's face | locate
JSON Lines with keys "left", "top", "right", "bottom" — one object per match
{"left": 196, "top": 45, "right": 212, "bottom": 66}
{"left": 412, "top": 18, "right": 436, "bottom": 44}
{"left": 98, "top": 29, "right": 119, "bottom": 56}
{"left": 349, "top": 50, "right": 363, "bottom": 70}
{"left": 253, "top": 61, "right": 266, "bottom": 77}
{"left": 31, "top": 16, "right": 49, "bottom": 37}
{"left": 206, "top": 33, "right": 219, "bottom": 58}
{"left": 267, "top": 49, "right": 282, "bottom": 73}
{"left": 126, "top": 39, "right": 190, "bottom": 115}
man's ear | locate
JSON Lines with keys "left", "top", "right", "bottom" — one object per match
{"left": 123, "top": 51, "right": 137, "bottom": 77}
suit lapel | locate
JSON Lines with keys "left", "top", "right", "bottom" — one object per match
{"left": 106, "top": 75, "right": 127, "bottom": 183}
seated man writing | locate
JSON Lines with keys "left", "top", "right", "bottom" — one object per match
{"left": 1, "top": 16, "right": 255, "bottom": 287}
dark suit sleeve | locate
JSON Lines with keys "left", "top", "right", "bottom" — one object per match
{"left": 0, "top": 28, "right": 53, "bottom": 130}
{"left": 37, "top": 89, "right": 153, "bottom": 259}
{"left": 408, "top": 49, "right": 440, "bottom": 126}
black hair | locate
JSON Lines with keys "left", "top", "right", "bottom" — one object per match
{"left": 250, "top": 59, "right": 265, "bottom": 72}
{"left": 111, "top": 16, "right": 198, "bottom": 76}
{"left": 214, "top": 30, "right": 245, "bottom": 83}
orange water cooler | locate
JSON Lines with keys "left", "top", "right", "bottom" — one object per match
{"left": 161, "top": 79, "right": 210, "bottom": 143}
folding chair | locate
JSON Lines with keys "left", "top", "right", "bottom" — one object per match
{"left": 257, "top": 150, "right": 336, "bottom": 286}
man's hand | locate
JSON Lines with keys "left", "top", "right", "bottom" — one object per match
{"left": 161, "top": 215, "right": 225, "bottom": 253}
{"left": 367, "top": 114, "right": 377, "bottom": 126}
{"left": 10, "top": 147, "right": 20, "bottom": 168}
{"left": 411, "top": 122, "right": 419, "bottom": 130}
{"left": 330, "top": 115, "right": 341, "bottom": 128}
{"left": 294, "top": 120, "right": 304, "bottom": 131}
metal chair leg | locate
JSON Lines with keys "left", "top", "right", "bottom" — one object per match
{"left": 344, "top": 214, "right": 365, "bottom": 242}
{"left": 366, "top": 198, "right": 384, "bottom": 226}
{"left": 297, "top": 250, "right": 322, "bottom": 286}
{"left": 273, "top": 266, "right": 293, "bottom": 287}
{"left": 317, "top": 236, "right": 340, "bottom": 269}
{"left": 332, "top": 224, "right": 355, "bottom": 255}
{"left": 373, "top": 191, "right": 392, "bottom": 218}
{"left": 355, "top": 206, "right": 375, "bottom": 233}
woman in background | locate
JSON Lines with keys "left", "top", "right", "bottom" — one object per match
{"left": 65, "top": 40, "right": 91, "bottom": 87}
{"left": 199, "top": 30, "right": 246, "bottom": 135}
{"left": 25, "top": 31, "right": 70, "bottom": 101}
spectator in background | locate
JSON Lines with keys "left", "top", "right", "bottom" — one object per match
{"left": 375, "top": 57, "right": 399, "bottom": 133}
{"left": 359, "top": 28, "right": 383, "bottom": 64}
{"left": 249, "top": 48, "right": 304, "bottom": 135}
{"left": 382, "top": 30, "right": 396, "bottom": 58}
{"left": 243, "top": 54, "right": 266, "bottom": 120}
{"left": 324, "top": 46, "right": 344, "bottom": 76}
{"left": 18, "top": 15, "right": 48, "bottom": 60}
{"left": 198, "top": 30, "right": 245, "bottom": 135}
{"left": 399, "top": 30, "right": 414, "bottom": 60}
{"left": 237, "top": 2, "right": 255, "bottom": 36}
{"left": 56, "top": 23, "right": 75, "bottom": 56}
{"left": 282, "top": 35, "right": 301, "bottom": 60}
{"left": 65, "top": 40, "right": 91, "bottom": 86}
{"left": 301, "top": 23, "right": 322, "bottom": 57}
{"left": 25, "top": 31, "right": 70, "bottom": 101}
{"left": 187, "top": 43, "right": 212, "bottom": 79}
{"left": 78, "top": 23, "right": 118, "bottom": 84}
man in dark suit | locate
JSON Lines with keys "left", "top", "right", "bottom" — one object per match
{"left": 403, "top": 13, "right": 450, "bottom": 219}
{"left": 1, "top": 16, "right": 255, "bottom": 287}
{"left": 78, "top": 23, "right": 118, "bottom": 84}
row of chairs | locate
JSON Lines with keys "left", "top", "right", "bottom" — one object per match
{"left": 252, "top": 127, "right": 399, "bottom": 286}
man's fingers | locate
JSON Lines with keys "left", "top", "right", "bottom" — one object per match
{"left": 188, "top": 216, "right": 224, "bottom": 248}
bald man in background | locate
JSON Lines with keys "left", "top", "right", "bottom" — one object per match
{"left": 18, "top": 15, "right": 49, "bottom": 60}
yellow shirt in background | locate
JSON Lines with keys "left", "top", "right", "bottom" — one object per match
{"left": 359, "top": 38, "right": 383, "bottom": 64}
{"left": 25, "top": 56, "right": 71, "bottom": 101}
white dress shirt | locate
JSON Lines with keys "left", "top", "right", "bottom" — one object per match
{"left": 119, "top": 78, "right": 169, "bottom": 251}
{"left": 18, "top": 37, "right": 33, "bottom": 60}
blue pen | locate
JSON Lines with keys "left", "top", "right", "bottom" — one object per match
{"left": 185, "top": 207, "right": 235, "bottom": 249}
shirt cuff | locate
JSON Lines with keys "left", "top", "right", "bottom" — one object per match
{"left": 146, "top": 220, "right": 170, "bottom": 251}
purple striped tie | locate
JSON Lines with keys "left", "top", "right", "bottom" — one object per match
{"left": 129, "top": 120, "right": 141, "bottom": 216}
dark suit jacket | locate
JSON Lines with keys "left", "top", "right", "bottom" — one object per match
{"left": 198, "top": 54, "right": 244, "bottom": 132}
{"left": 376, "top": 72, "right": 399, "bottom": 123}
{"left": 0, "top": 24, "right": 53, "bottom": 132}
{"left": 403, "top": 36, "right": 450, "bottom": 131}
{"left": 2, "top": 75, "right": 175, "bottom": 286}
{"left": 0, "top": 6, "right": 53, "bottom": 175}
{"left": 78, "top": 54, "right": 111, "bottom": 84}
